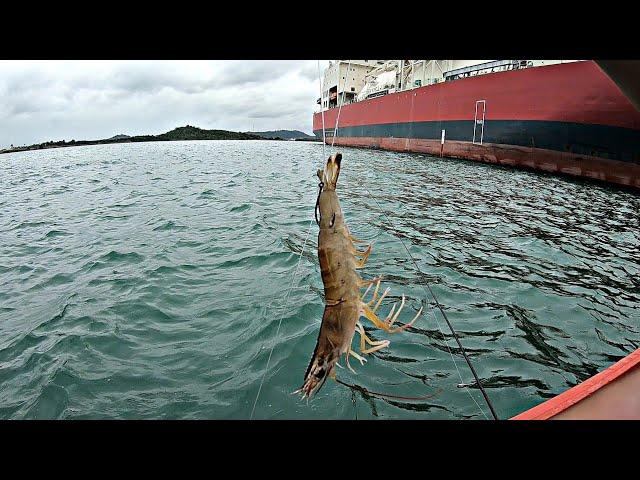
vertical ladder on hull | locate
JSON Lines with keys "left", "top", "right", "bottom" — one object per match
{"left": 473, "top": 100, "right": 486, "bottom": 145}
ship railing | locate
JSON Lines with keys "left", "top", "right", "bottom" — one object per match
{"left": 443, "top": 60, "right": 533, "bottom": 81}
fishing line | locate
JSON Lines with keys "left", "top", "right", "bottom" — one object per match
{"left": 250, "top": 217, "right": 314, "bottom": 419}
{"left": 310, "top": 61, "right": 492, "bottom": 418}
{"left": 361, "top": 186, "right": 498, "bottom": 420}
{"left": 426, "top": 301, "right": 489, "bottom": 419}
{"left": 335, "top": 175, "right": 487, "bottom": 416}
{"left": 251, "top": 61, "right": 331, "bottom": 419}
{"left": 321, "top": 67, "right": 466, "bottom": 413}
{"left": 331, "top": 60, "right": 352, "bottom": 148}
{"left": 317, "top": 60, "right": 327, "bottom": 159}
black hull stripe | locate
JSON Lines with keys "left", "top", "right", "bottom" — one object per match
{"left": 314, "top": 120, "right": 640, "bottom": 163}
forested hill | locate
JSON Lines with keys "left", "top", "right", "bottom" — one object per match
{"left": 1, "top": 125, "right": 265, "bottom": 154}
{"left": 247, "top": 130, "right": 315, "bottom": 140}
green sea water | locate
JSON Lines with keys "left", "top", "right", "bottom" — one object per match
{"left": 0, "top": 140, "right": 638, "bottom": 419}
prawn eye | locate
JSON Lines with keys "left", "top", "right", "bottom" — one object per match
{"left": 315, "top": 368, "right": 325, "bottom": 379}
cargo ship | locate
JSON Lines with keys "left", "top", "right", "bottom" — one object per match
{"left": 313, "top": 60, "right": 640, "bottom": 189}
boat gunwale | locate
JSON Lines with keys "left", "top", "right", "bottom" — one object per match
{"left": 511, "top": 348, "right": 640, "bottom": 420}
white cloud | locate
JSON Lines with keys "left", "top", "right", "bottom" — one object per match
{"left": 0, "top": 60, "right": 330, "bottom": 147}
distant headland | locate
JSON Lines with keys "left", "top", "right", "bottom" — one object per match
{"left": 0, "top": 126, "right": 319, "bottom": 155}
{"left": 246, "top": 130, "right": 316, "bottom": 141}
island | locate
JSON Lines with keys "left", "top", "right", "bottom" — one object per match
{"left": 0, "top": 125, "right": 320, "bottom": 155}
{"left": 246, "top": 130, "right": 318, "bottom": 141}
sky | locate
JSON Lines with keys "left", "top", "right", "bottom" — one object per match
{"left": 0, "top": 60, "right": 330, "bottom": 148}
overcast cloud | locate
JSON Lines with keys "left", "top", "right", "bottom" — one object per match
{"left": 0, "top": 60, "right": 330, "bottom": 148}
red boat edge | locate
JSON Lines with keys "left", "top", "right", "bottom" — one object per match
{"left": 511, "top": 348, "right": 640, "bottom": 420}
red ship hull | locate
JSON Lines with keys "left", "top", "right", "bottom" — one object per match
{"left": 313, "top": 61, "right": 640, "bottom": 189}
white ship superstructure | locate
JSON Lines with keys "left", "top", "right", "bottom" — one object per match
{"left": 317, "top": 60, "right": 579, "bottom": 112}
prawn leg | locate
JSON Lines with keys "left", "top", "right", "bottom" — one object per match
{"left": 348, "top": 348, "right": 367, "bottom": 365}
{"left": 355, "top": 322, "right": 390, "bottom": 354}
{"left": 354, "top": 245, "right": 372, "bottom": 268}
{"left": 350, "top": 243, "right": 372, "bottom": 258}
{"left": 344, "top": 350, "right": 357, "bottom": 374}
{"left": 361, "top": 301, "right": 422, "bottom": 333}
{"left": 363, "top": 277, "right": 382, "bottom": 305}
{"left": 349, "top": 234, "right": 368, "bottom": 244}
